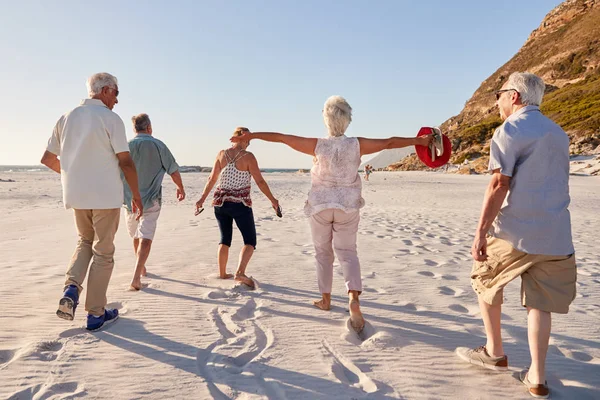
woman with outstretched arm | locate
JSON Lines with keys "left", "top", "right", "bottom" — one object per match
{"left": 232, "top": 96, "right": 433, "bottom": 332}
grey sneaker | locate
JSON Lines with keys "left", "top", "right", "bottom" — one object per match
{"left": 456, "top": 345, "right": 508, "bottom": 371}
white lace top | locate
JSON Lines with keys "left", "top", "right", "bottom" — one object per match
{"left": 304, "top": 135, "right": 364, "bottom": 216}
{"left": 212, "top": 150, "right": 252, "bottom": 207}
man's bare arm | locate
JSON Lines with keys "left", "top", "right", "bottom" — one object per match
{"left": 117, "top": 152, "right": 143, "bottom": 218}
{"left": 471, "top": 170, "right": 511, "bottom": 261}
{"left": 41, "top": 151, "right": 60, "bottom": 173}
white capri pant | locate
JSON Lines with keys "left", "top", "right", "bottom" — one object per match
{"left": 309, "top": 208, "right": 362, "bottom": 294}
{"left": 125, "top": 201, "right": 161, "bottom": 240}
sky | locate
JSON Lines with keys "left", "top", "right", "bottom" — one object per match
{"left": 0, "top": 0, "right": 563, "bottom": 168}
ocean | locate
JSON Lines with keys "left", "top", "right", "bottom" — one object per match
{"left": 0, "top": 165, "right": 307, "bottom": 174}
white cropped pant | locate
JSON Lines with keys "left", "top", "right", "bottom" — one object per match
{"left": 309, "top": 209, "right": 362, "bottom": 294}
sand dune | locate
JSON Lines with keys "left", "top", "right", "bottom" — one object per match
{"left": 1, "top": 171, "right": 599, "bottom": 399}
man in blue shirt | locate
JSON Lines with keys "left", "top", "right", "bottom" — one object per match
{"left": 456, "top": 72, "right": 576, "bottom": 399}
{"left": 123, "top": 113, "right": 185, "bottom": 290}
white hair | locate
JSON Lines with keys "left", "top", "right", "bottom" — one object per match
{"left": 505, "top": 72, "right": 545, "bottom": 106}
{"left": 323, "top": 95, "right": 352, "bottom": 137}
{"left": 86, "top": 72, "right": 118, "bottom": 97}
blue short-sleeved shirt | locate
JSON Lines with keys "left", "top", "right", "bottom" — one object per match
{"left": 488, "top": 105, "right": 574, "bottom": 256}
{"left": 122, "top": 134, "right": 179, "bottom": 212}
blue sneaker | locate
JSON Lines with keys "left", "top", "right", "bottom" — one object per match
{"left": 56, "top": 284, "right": 79, "bottom": 321}
{"left": 86, "top": 308, "right": 119, "bottom": 331}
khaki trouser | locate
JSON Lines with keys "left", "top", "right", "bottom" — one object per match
{"left": 64, "top": 209, "right": 120, "bottom": 316}
{"left": 309, "top": 209, "right": 362, "bottom": 294}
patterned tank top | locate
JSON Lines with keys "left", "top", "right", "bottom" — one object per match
{"left": 212, "top": 149, "right": 252, "bottom": 207}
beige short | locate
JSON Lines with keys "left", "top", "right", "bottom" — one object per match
{"left": 471, "top": 236, "right": 577, "bottom": 314}
{"left": 125, "top": 201, "right": 161, "bottom": 240}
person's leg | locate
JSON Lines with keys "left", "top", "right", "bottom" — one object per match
{"left": 309, "top": 209, "right": 335, "bottom": 310}
{"left": 479, "top": 295, "right": 505, "bottom": 357}
{"left": 64, "top": 209, "right": 95, "bottom": 294}
{"left": 129, "top": 203, "right": 161, "bottom": 288}
{"left": 130, "top": 239, "right": 152, "bottom": 290}
{"left": 527, "top": 307, "right": 551, "bottom": 385}
{"left": 332, "top": 210, "right": 363, "bottom": 331}
{"left": 520, "top": 254, "right": 576, "bottom": 387}
{"left": 86, "top": 209, "right": 120, "bottom": 316}
{"left": 232, "top": 204, "right": 257, "bottom": 287}
{"left": 214, "top": 204, "right": 234, "bottom": 278}
{"left": 218, "top": 244, "right": 232, "bottom": 279}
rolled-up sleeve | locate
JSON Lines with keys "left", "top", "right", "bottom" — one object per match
{"left": 488, "top": 125, "right": 519, "bottom": 177}
{"left": 109, "top": 116, "right": 130, "bottom": 154}
{"left": 46, "top": 116, "right": 64, "bottom": 156}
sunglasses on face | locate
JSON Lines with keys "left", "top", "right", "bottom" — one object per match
{"left": 495, "top": 89, "right": 516, "bottom": 101}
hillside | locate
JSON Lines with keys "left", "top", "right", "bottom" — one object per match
{"left": 389, "top": 0, "right": 600, "bottom": 172}
{"left": 362, "top": 148, "right": 414, "bottom": 170}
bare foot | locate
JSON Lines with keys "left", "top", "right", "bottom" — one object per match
{"left": 129, "top": 278, "right": 142, "bottom": 292}
{"left": 141, "top": 267, "right": 147, "bottom": 277}
{"left": 349, "top": 299, "right": 365, "bottom": 333}
{"left": 219, "top": 273, "right": 234, "bottom": 279}
{"left": 313, "top": 299, "right": 331, "bottom": 310}
{"left": 235, "top": 273, "right": 255, "bottom": 289}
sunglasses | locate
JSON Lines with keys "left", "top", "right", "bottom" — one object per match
{"left": 495, "top": 89, "right": 517, "bottom": 101}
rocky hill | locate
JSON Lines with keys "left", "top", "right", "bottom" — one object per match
{"left": 389, "top": 0, "right": 600, "bottom": 173}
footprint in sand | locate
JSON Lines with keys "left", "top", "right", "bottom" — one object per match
{"left": 417, "top": 271, "right": 435, "bottom": 277}
{"left": 441, "top": 274, "right": 458, "bottom": 281}
{"left": 188, "top": 219, "right": 199, "bottom": 227}
{"left": 438, "top": 286, "right": 461, "bottom": 296}
{"left": 322, "top": 339, "right": 378, "bottom": 394}
{"left": 448, "top": 304, "right": 469, "bottom": 313}
{"left": 402, "top": 239, "right": 413, "bottom": 246}
{"left": 7, "top": 382, "right": 86, "bottom": 400}
{"left": 0, "top": 348, "right": 17, "bottom": 367}
{"left": 424, "top": 259, "right": 438, "bottom": 267}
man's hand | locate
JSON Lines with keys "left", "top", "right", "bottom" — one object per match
{"left": 230, "top": 132, "right": 252, "bottom": 143}
{"left": 132, "top": 196, "right": 144, "bottom": 221}
{"left": 471, "top": 233, "right": 488, "bottom": 261}
{"left": 415, "top": 134, "right": 434, "bottom": 147}
{"left": 177, "top": 187, "right": 186, "bottom": 201}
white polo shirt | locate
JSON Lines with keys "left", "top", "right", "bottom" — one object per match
{"left": 47, "top": 99, "right": 129, "bottom": 209}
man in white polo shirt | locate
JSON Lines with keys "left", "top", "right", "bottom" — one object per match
{"left": 456, "top": 72, "right": 576, "bottom": 399}
{"left": 41, "top": 72, "right": 143, "bottom": 331}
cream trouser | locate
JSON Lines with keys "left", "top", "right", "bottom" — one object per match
{"left": 309, "top": 209, "right": 362, "bottom": 294}
{"left": 64, "top": 209, "right": 120, "bottom": 316}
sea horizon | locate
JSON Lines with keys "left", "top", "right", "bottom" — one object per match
{"left": 0, "top": 165, "right": 313, "bottom": 174}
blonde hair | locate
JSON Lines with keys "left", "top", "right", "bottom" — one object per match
{"left": 323, "top": 95, "right": 352, "bottom": 137}
{"left": 232, "top": 126, "right": 250, "bottom": 137}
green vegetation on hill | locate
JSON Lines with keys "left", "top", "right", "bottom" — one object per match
{"left": 541, "top": 70, "right": 600, "bottom": 133}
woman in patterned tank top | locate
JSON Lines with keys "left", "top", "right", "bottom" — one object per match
{"left": 196, "top": 127, "right": 279, "bottom": 289}
{"left": 232, "top": 96, "right": 433, "bottom": 333}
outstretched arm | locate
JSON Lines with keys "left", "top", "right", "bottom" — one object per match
{"left": 234, "top": 132, "right": 317, "bottom": 156}
{"left": 471, "top": 170, "right": 510, "bottom": 261}
{"left": 196, "top": 153, "right": 223, "bottom": 209}
{"left": 358, "top": 135, "right": 433, "bottom": 157}
{"left": 247, "top": 153, "right": 279, "bottom": 211}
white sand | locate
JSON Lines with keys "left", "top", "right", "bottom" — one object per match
{"left": 1, "top": 169, "right": 599, "bottom": 400}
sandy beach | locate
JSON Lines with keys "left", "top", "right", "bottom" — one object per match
{"left": 1, "top": 169, "right": 599, "bottom": 400}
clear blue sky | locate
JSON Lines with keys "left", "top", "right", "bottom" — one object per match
{"left": 0, "top": 0, "right": 562, "bottom": 168}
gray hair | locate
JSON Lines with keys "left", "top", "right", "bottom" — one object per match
{"left": 132, "top": 113, "right": 151, "bottom": 132}
{"left": 86, "top": 72, "right": 118, "bottom": 97}
{"left": 505, "top": 72, "right": 545, "bottom": 106}
{"left": 323, "top": 95, "right": 352, "bottom": 137}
